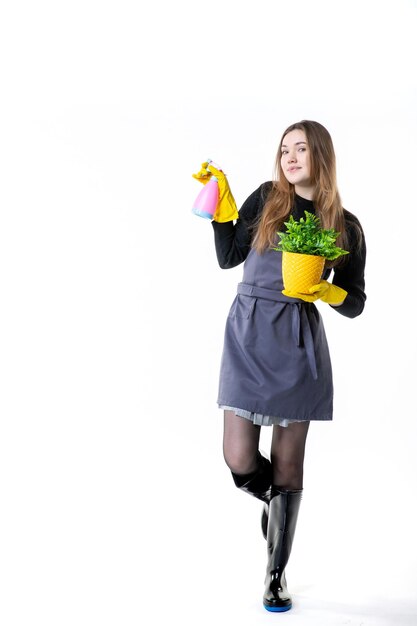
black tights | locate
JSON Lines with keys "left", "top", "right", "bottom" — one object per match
{"left": 223, "top": 410, "right": 310, "bottom": 490}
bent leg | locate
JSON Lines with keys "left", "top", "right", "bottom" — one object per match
{"left": 223, "top": 410, "right": 271, "bottom": 503}
{"left": 223, "top": 409, "right": 261, "bottom": 475}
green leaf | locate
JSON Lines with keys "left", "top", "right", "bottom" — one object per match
{"left": 273, "top": 210, "right": 349, "bottom": 260}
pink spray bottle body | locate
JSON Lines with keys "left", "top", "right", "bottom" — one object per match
{"left": 192, "top": 159, "right": 219, "bottom": 220}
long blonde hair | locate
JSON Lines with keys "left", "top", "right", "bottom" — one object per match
{"left": 253, "top": 120, "right": 348, "bottom": 267}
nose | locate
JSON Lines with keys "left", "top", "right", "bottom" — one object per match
{"left": 288, "top": 150, "right": 297, "bottom": 163}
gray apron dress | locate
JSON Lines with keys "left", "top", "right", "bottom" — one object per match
{"left": 218, "top": 246, "right": 333, "bottom": 426}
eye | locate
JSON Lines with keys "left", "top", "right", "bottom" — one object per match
{"left": 281, "top": 150, "right": 288, "bottom": 155}
{"left": 298, "top": 147, "right": 306, "bottom": 152}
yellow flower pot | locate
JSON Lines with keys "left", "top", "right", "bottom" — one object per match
{"left": 282, "top": 251, "right": 325, "bottom": 293}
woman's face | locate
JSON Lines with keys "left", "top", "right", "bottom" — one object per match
{"left": 280, "top": 129, "right": 313, "bottom": 195}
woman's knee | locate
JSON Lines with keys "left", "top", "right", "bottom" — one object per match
{"left": 223, "top": 444, "right": 258, "bottom": 476}
{"left": 272, "top": 457, "right": 304, "bottom": 489}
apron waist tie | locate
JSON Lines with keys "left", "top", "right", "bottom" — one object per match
{"left": 237, "top": 282, "right": 318, "bottom": 381}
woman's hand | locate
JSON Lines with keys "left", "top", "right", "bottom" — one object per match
{"left": 283, "top": 280, "right": 347, "bottom": 305}
{"left": 192, "top": 161, "right": 212, "bottom": 185}
{"left": 192, "top": 161, "right": 239, "bottom": 222}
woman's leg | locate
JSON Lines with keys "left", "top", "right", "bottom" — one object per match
{"left": 263, "top": 421, "right": 310, "bottom": 612}
{"left": 223, "top": 410, "right": 272, "bottom": 501}
{"left": 223, "top": 409, "right": 261, "bottom": 475}
{"left": 270, "top": 421, "right": 310, "bottom": 490}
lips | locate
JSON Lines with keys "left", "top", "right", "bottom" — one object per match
{"left": 287, "top": 167, "right": 301, "bottom": 173}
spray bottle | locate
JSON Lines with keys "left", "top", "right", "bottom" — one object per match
{"left": 192, "top": 159, "right": 220, "bottom": 220}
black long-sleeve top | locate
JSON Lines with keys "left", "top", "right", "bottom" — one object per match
{"left": 211, "top": 182, "right": 367, "bottom": 319}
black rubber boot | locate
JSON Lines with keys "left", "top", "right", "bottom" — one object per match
{"left": 263, "top": 488, "right": 302, "bottom": 613}
{"left": 261, "top": 503, "right": 268, "bottom": 540}
{"left": 231, "top": 451, "right": 272, "bottom": 504}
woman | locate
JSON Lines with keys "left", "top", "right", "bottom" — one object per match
{"left": 193, "top": 120, "right": 366, "bottom": 612}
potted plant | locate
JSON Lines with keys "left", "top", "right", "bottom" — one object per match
{"left": 273, "top": 211, "right": 349, "bottom": 293}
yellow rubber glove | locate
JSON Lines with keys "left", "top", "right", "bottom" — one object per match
{"left": 192, "top": 161, "right": 239, "bottom": 222}
{"left": 283, "top": 280, "right": 347, "bottom": 305}
{"left": 206, "top": 164, "right": 239, "bottom": 222}
{"left": 192, "top": 161, "right": 212, "bottom": 185}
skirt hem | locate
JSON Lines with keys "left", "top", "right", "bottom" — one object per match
{"left": 219, "top": 402, "right": 332, "bottom": 426}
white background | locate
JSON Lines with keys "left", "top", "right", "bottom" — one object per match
{"left": 1, "top": 1, "right": 416, "bottom": 624}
